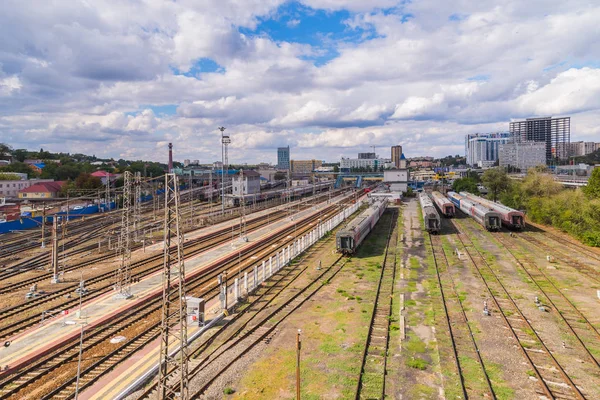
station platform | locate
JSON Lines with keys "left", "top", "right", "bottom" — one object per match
{"left": 0, "top": 192, "right": 353, "bottom": 376}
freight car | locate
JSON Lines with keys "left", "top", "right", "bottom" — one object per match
{"left": 336, "top": 199, "right": 388, "bottom": 254}
{"left": 419, "top": 192, "right": 441, "bottom": 233}
{"left": 447, "top": 191, "right": 501, "bottom": 231}
{"left": 430, "top": 191, "right": 455, "bottom": 217}
{"left": 459, "top": 192, "right": 525, "bottom": 230}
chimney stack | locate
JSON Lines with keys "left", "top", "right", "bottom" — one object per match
{"left": 168, "top": 143, "right": 173, "bottom": 172}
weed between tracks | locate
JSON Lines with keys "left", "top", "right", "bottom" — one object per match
{"left": 230, "top": 212, "right": 395, "bottom": 399}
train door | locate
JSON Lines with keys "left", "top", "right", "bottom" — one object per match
{"left": 340, "top": 236, "right": 353, "bottom": 251}
{"left": 488, "top": 216, "right": 500, "bottom": 230}
{"left": 445, "top": 206, "right": 453, "bottom": 216}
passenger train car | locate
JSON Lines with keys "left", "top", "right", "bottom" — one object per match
{"left": 418, "top": 192, "right": 441, "bottom": 233}
{"left": 431, "top": 191, "right": 455, "bottom": 217}
{"left": 447, "top": 191, "right": 501, "bottom": 231}
{"left": 459, "top": 192, "right": 525, "bottom": 230}
{"left": 336, "top": 199, "right": 388, "bottom": 254}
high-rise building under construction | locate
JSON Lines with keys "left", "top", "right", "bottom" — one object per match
{"left": 509, "top": 117, "right": 570, "bottom": 163}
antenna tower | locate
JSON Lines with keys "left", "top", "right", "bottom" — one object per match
{"left": 115, "top": 171, "right": 133, "bottom": 299}
{"left": 158, "top": 173, "right": 189, "bottom": 399}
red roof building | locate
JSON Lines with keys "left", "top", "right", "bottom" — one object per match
{"left": 18, "top": 181, "right": 65, "bottom": 199}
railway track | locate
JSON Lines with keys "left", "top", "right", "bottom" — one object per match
{"left": 0, "top": 209, "right": 295, "bottom": 341}
{"left": 494, "top": 232, "right": 600, "bottom": 367}
{"left": 186, "top": 256, "right": 347, "bottom": 399}
{"left": 137, "top": 226, "right": 340, "bottom": 398}
{"left": 528, "top": 225, "right": 600, "bottom": 263}
{"left": 516, "top": 233, "right": 600, "bottom": 285}
{"left": 429, "top": 233, "right": 494, "bottom": 399}
{"left": 452, "top": 220, "right": 586, "bottom": 400}
{"left": 0, "top": 200, "right": 352, "bottom": 399}
{"left": 354, "top": 209, "right": 398, "bottom": 400}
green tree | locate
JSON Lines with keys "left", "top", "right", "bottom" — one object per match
{"left": 0, "top": 143, "right": 12, "bottom": 155}
{"left": 481, "top": 167, "right": 509, "bottom": 201}
{"left": 583, "top": 168, "right": 600, "bottom": 199}
{"left": 333, "top": 165, "right": 339, "bottom": 173}
{"left": 75, "top": 173, "right": 103, "bottom": 189}
{"left": 452, "top": 177, "right": 479, "bottom": 194}
{"left": 0, "top": 162, "right": 36, "bottom": 178}
{"left": 13, "top": 149, "right": 27, "bottom": 162}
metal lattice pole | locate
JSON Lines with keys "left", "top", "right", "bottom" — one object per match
{"left": 115, "top": 171, "right": 133, "bottom": 299}
{"left": 239, "top": 169, "right": 247, "bottom": 241}
{"left": 158, "top": 173, "right": 189, "bottom": 399}
{"left": 134, "top": 172, "right": 142, "bottom": 241}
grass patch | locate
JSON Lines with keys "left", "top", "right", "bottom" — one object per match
{"left": 407, "top": 357, "right": 428, "bottom": 370}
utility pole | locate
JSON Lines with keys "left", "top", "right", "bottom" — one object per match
{"left": 50, "top": 216, "right": 60, "bottom": 283}
{"left": 296, "top": 329, "right": 302, "bottom": 400}
{"left": 134, "top": 172, "right": 141, "bottom": 241}
{"left": 105, "top": 171, "right": 110, "bottom": 212}
{"left": 115, "top": 171, "right": 133, "bottom": 299}
{"left": 239, "top": 169, "right": 247, "bottom": 241}
{"left": 189, "top": 171, "right": 194, "bottom": 227}
{"left": 41, "top": 202, "right": 46, "bottom": 248}
{"left": 158, "top": 173, "right": 189, "bottom": 400}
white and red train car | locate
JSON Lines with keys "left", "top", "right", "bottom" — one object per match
{"left": 336, "top": 199, "right": 388, "bottom": 253}
{"left": 430, "top": 191, "right": 455, "bottom": 217}
{"left": 459, "top": 192, "right": 525, "bottom": 230}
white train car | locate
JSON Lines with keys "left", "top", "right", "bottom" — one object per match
{"left": 447, "top": 191, "right": 501, "bottom": 231}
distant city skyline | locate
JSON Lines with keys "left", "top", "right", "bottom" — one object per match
{"left": 1, "top": 1, "right": 599, "bottom": 163}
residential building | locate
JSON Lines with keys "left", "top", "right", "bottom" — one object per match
{"left": 0, "top": 175, "right": 53, "bottom": 198}
{"left": 184, "top": 159, "right": 191, "bottom": 167}
{"left": 277, "top": 146, "right": 290, "bottom": 170}
{"left": 568, "top": 141, "right": 600, "bottom": 157}
{"left": 465, "top": 132, "right": 511, "bottom": 167}
{"left": 18, "top": 181, "right": 66, "bottom": 199}
{"left": 290, "top": 159, "right": 322, "bottom": 174}
{"left": 29, "top": 163, "right": 45, "bottom": 174}
{"left": 391, "top": 145, "right": 403, "bottom": 168}
{"left": 91, "top": 171, "right": 119, "bottom": 185}
{"left": 499, "top": 142, "right": 546, "bottom": 171}
{"left": 232, "top": 170, "right": 261, "bottom": 195}
{"left": 509, "top": 116, "right": 570, "bottom": 162}
{"left": 358, "top": 152, "right": 376, "bottom": 159}
{"left": 0, "top": 179, "right": 30, "bottom": 198}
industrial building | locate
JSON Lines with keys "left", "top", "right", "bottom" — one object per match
{"left": 509, "top": 116, "right": 570, "bottom": 162}
{"left": 465, "top": 132, "right": 511, "bottom": 167}
{"left": 499, "top": 141, "right": 547, "bottom": 171}
{"left": 277, "top": 146, "right": 290, "bottom": 170}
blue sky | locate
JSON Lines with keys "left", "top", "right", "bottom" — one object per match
{"left": 1, "top": 0, "right": 600, "bottom": 163}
